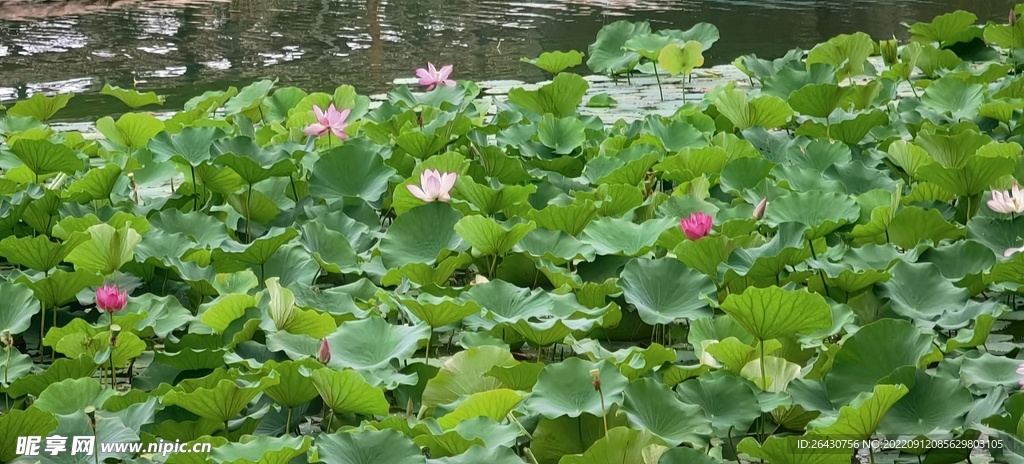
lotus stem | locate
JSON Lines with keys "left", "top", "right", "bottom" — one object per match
{"left": 591, "top": 369, "right": 608, "bottom": 438}
{"left": 653, "top": 65, "right": 664, "bottom": 101}
{"left": 524, "top": 447, "right": 540, "bottom": 464}
{"left": 285, "top": 407, "right": 293, "bottom": 436}
{"left": 39, "top": 303, "right": 46, "bottom": 363}
{"left": 325, "top": 410, "right": 334, "bottom": 432}
{"left": 245, "top": 183, "right": 253, "bottom": 244}
{"left": 4, "top": 344, "right": 11, "bottom": 412}
{"left": 807, "top": 240, "right": 831, "bottom": 299}
{"left": 424, "top": 331, "right": 431, "bottom": 364}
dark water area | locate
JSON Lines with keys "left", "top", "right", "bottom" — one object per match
{"left": 0, "top": 0, "right": 1016, "bottom": 119}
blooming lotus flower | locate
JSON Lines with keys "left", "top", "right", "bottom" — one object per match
{"left": 415, "top": 63, "right": 456, "bottom": 90}
{"left": 318, "top": 338, "right": 331, "bottom": 364}
{"left": 988, "top": 184, "right": 1024, "bottom": 214}
{"left": 753, "top": 197, "right": 768, "bottom": 220}
{"left": 1017, "top": 362, "right": 1024, "bottom": 389}
{"left": 407, "top": 169, "right": 456, "bottom": 203}
{"left": 303, "top": 104, "right": 350, "bottom": 140}
{"left": 96, "top": 284, "right": 128, "bottom": 313}
{"left": 680, "top": 212, "right": 713, "bottom": 240}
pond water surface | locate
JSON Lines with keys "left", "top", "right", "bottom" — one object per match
{"left": 0, "top": 0, "right": 1016, "bottom": 119}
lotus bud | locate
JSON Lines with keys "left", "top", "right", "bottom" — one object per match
{"left": 589, "top": 368, "right": 601, "bottom": 391}
{"left": 753, "top": 197, "right": 768, "bottom": 220}
{"left": 0, "top": 329, "right": 11, "bottom": 349}
{"left": 1012, "top": 9, "right": 1019, "bottom": 26}
{"left": 471, "top": 274, "right": 490, "bottom": 286}
{"left": 109, "top": 324, "right": 121, "bottom": 347}
{"left": 84, "top": 406, "right": 97, "bottom": 429}
{"left": 879, "top": 38, "right": 898, "bottom": 67}
{"left": 318, "top": 338, "right": 331, "bottom": 364}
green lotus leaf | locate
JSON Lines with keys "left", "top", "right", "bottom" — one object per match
{"left": 211, "top": 435, "right": 311, "bottom": 464}
{"left": 620, "top": 377, "right": 711, "bottom": 446}
{"left": 398, "top": 294, "right": 482, "bottom": 329}
{"left": 714, "top": 85, "right": 793, "bottom": 130}
{"left": 429, "top": 445, "right": 523, "bottom": 464}
{"left": 917, "top": 154, "right": 1016, "bottom": 197}
{"left": 658, "top": 41, "right": 704, "bottom": 77}
{"left": 507, "top": 73, "right": 588, "bottom": 118}
{"left": 224, "top": 79, "right": 275, "bottom": 116}
{"left": 984, "top": 17, "right": 1024, "bottom": 49}
{"left": 810, "top": 383, "right": 909, "bottom": 440}
{"left": 876, "top": 367, "right": 972, "bottom": 436}
{"left": 960, "top": 353, "right": 1023, "bottom": 392}
{"left": 515, "top": 228, "right": 596, "bottom": 264}
{"left": 720, "top": 286, "right": 831, "bottom": 342}
{"left": 452, "top": 179, "right": 536, "bottom": 217}
{"left": 436, "top": 388, "right": 523, "bottom": 429}
{"left": 722, "top": 223, "right": 815, "bottom": 280}
{"left": 485, "top": 362, "right": 546, "bottom": 391}
{"left": 914, "top": 129, "right": 991, "bottom": 168}
{"left": 212, "top": 137, "right": 295, "bottom": 186}
{"left": 824, "top": 318, "right": 932, "bottom": 406}
{"left": 101, "top": 83, "right": 165, "bottom": 109}
{"left": 413, "top": 428, "right": 483, "bottom": 458}
{"left": 313, "top": 429, "right": 426, "bottom": 464}
{"left": 325, "top": 317, "right": 429, "bottom": 371}
{"left": 704, "top": 338, "right": 780, "bottom": 373}
{"left": 658, "top": 447, "right": 723, "bottom": 464}
{"left": 163, "top": 371, "right": 279, "bottom": 423}
{"left": 764, "top": 191, "right": 859, "bottom": 239}
{"left": 787, "top": 83, "right": 857, "bottom": 119}
{"left": 585, "top": 93, "right": 617, "bottom": 108}
{"left": 5, "top": 355, "right": 98, "bottom": 398}
{"left": 587, "top": 20, "right": 650, "bottom": 75}
{"left": 64, "top": 164, "right": 123, "bottom": 204}
{"left": 454, "top": 215, "right": 536, "bottom": 257}
{"left": 737, "top": 434, "right": 853, "bottom": 464}
{"left": 0, "top": 407, "right": 59, "bottom": 461}
{"left": 531, "top": 412, "right": 628, "bottom": 464}
{"left": 96, "top": 112, "right": 165, "bottom": 149}
{"left": 527, "top": 358, "right": 627, "bottom": 418}
{"left": 311, "top": 368, "right": 389, "bottom": 416}
{"left": 201, "top": 293, "right": 258, "bottom": 333}
{"left": 56, "top": 330, "right": 146, "bottom": 368}
{"left": 9, "top": 138, "right": 84, "bottom": 178}
{"left": 149, "top": 126, "right": 224, "bottom": 166}
{"left": 619, "top": 257, "right": 717, "bottom": 325}
{"left": 381, "top": 253, "right": 473, "bottom": 287}
{"left": 676, "top": 370, "right": 762, "bottom": 437}
{"left": 806, "top": 32, "right": 875, "bottom": 80}
{"left": 878, "top": 261, "right": 970, "bottom": 327}
{"left": 0, "top": 281, "right": 36, "bottom": 336}
{"left": 910, "top": 10, "right": 978, "bottom": 45}
{"left": 464, "top": 279, "right": 555, "bottom": 324}
{"left": 558, "top": 426, "right": 664, "bottom": 464}
{"left": 885, "top": 206, "right": 965, "bottom": 249}
{"left": 30, "top": 411, "right": 139, "bottom": 464}
{"left": 154, "top": 347, "right": 226, "bottom": 371}
{"left": 309, "top": 145, "right": 395, "bottom": 203}
{"left": 422, "top": 345, "right": 516, "bottom": 411}
{"left": 759, "top": 58, "right": 834, "bottom": 97}
{"left": 0, "top": 348, "right": 34, "bottom": 387}
{"left": 213, "top": 227, "right": 298, "bottom": 267}
{"left": 538, "top": 114, "right": 586, "bottom": 155}
{"left": 263, "top": 86, "right": 309, "bottom": 123}
{"left": 380, "top": 202, "right": 466, "bottom": 268}
{"left": 886, "top": 140, "right": 931, "bottom": 178}
{"left": 794, "top": 109, "right": 888, "bottom": 145}
{"left": 300, "top": 221, "right": 359, "bottom": 274}
{"left": 579, "top": 217, "right": 675, "bottom": 257}
{"left": 64, "top": 223, "right": 142, "bottom": 275}
{"left": 6, "top": 92, "right": 72, "bottom": 122}
{"left": 34, "top": 377, "right": 116, "bottom": 415}
{"left": 523, "top": 50, "right": 585, "bottom": 74}
{"left": 920, "top": 76, "right": 984, "bottom": 121}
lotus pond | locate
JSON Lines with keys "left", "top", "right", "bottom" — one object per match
{"left": 9, "top": 4, "right": 1024, "bottom": 464}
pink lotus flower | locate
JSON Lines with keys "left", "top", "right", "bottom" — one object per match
{"left": 988, "top": 184, "right": 1024, "bottom": 214}
{"left": 303, "top": 104, "right": 350, "bottom": 140}
{"left": 1017, "top": 362, "right": 1024, "bottom": 389}
{"left": 407, "top": 169, "right": 456, "bottom": 203}
{"left": 753, "top": 198, "right": 768, "bottom": 220}
{"left": 96, "top": 284, "right": 128, "bottom": 313}
{"left": 415, "top": 63, "right": 456, "bottom": 91}
{"left": 680, "top": 212, "right": 713, "bottom": 240}
{"left": 318, "top": 338, "right": 331, "bottom": 364}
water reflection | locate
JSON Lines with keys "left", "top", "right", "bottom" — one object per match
{"left": 0, "top": 0, "right": 1016, "bottom": 119}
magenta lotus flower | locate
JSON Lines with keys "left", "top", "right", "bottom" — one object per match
{"left": 303, "top": 104, "right": 350, "bottom": 140}
{"left": 988, "top": 184, "right": 1024, "bottom": 214}
{"left": 415, "top": 63, "right": 456, "bottom": 90}
{"left": 318, "top": 338, "right": 331, "bottom": 364}
{"left": 96, "top": 284, "right": 128, "bottom": 313}
{"left": 681, "top": 212, "right": 713, "bottom": 240}
{"left": 407, "top": 169, "right": 456, "bottom": 203}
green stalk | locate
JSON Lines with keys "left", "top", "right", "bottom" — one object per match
{"left": 285, "top": 407, "right": 293, "bottom": 436}
{"left": 38, "top": 303, "right": 46, "bottom": 363}
{"left": 653, "top": 65, "right": 664, "bottom": 101}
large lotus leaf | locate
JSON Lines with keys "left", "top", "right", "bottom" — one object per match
{"left": 451, "top": 179, "right": 536, "bottom": 217}
{"left": 886, "top": 206, "right": 965, "bottom": 249}
{"left": 531, "top": 413, "right": 629, "bottom": 464}
{"left": 313, "top": 429, "right": 426, "bottom": 464}
{"left": 587, "top": 20, "right": 650, "bottom": 74}
{"left": 422, "top": 345, "right": 516, "bottom": 411}
{"left": 787, "top": 83, "right": 857, "bottom": 119}
{"left": 0, "top": 407, "right": 59, "bottom": 462}
{"left": 9, "top": 138, "right": 84, "bottom": 177}
{"left": 212, "top": 138, "right": 295, "bottom": 186}
{"left": 64, "top": 164, "right": 123, "bottom": 204}
{"left": 619, "top": 257, "right": 717, "bottom": 325}
{"left": 910, "top": 10, "right": 978, "bottom": 45}
{"left": 429, "top": 445, "right": 523, "bottom": 464}
{"left": 200, "top": 293, "right": 258, "bottom": 333}
{"left": 558, "top": 427, "right": 664, "bottom": 464}
{"left": 309, "top": 145, "right": 396, "bottom": 203}
{"left": 33, "top": 377, "right": 116, "bottom": 415}
{"left": 538, "top": 114, "right": 586, "bottom": 155}
{"left": 6, "top": 92, "right": 72, "bottom": 122}
{"left": 413, "top": 430, "right": 483, "bottom": 460}
{"left": 876, "top": 367, "right": 973, "bottom": 436}
{"left": 878, "top": 261, "right": 970, "bottom": 327}
{"left": 527, "top": 358, "right": 627, "bottom": 418}
{"left": 299, "top": 221, "right": 359, "bottom": 274}
{"left": 658, "top": 41, "right": 704, "bottom": 77}
{"left": 523, "top": 50, "right": 585, "bottom": 74}
{"left": 213, "top": 227, "right": 298, "bottom": 266}
{"left": 983, "top": 18, "right": 1024, "bottom": 49}
{"left": 261, "top": 358, "right": 322, "bottom": 408}
{"left": 224, "top": 79, "right": 275, "bottom": 116}
{"left": 515, "top": 228, "right": 596, "bottom": 264}
{"left": 676, "top": 371, "right": 762, "bottom": 437}
{"left": 672, "top": 235, "right": 733, "bottom": 279}
{"left": 27, "top": 412, "right": 139, "bottom": 464}
{"left": 56, "top": 331, "right": 145, "bottom": 369}
{"left": 810, "top": 383, "right": 909, "bottom": 441}
{"left": 620, "top": 377, "right": 711, "bottom": 447}
{"left": 722, "top": 222, "right": 815, "bottom": 280}
{"left": 579, "top": 217, "right": 675, "bottom": 257}
{"left": 764, "top": 191, "right": 859, "bottom": 239}
{"left": 96, "top": 112, "right": 165, "bottom": 149}
{"left": 380, "top": 202, "right": 466, "bottom": 268}
{"left": 960, "top": 353, "right": 1023, "bottom": 392}
{"left": 913, "top": 130, "right": 991, "bottom": 169}
{"left": 806, "top": 32, "right": 875, "bottom": 80}
{"left": 658, "top": 447, "right": 723, "bottom": 464}
{"left": 325, "top": 317, "right": 429, "bottom": 371}
{"left": 211, "top": 435, "right": 311, "bottom": 464}
{"left": 63, "top": 223, "right": 142, "bottom": 275}
{"left": 101, "top": 83, "right": 165, "bottom": 109}
{"left": 824, "top": 319, "right": 932, "bottom": 406}
{"left": 163, "top": 372, "right": 279, "bottom": 423}
{"left": 149, "top": 126, "right": 223, "bottom": 166}
{"left": 714, "top": 85, "right": 793, "bottom": 131}
{"left": 453, "top": 215, "right": 536, "bottom": 257}
{"left": 436, "top": 389, "right": 523, "bottom": 429}
{"left": 917, "top": 155, "right": 1016, "bottom": 197}
{"left": 311, "top": 368, "right": 389, "bottom": 416}
{"left": 399, "top": 294, "right": 482, "bottom": 329}
{"left": 464, "top": 279, "right": 555, "bottom": 324}
{"left": 0, "top": 281, "right": 37, "bottom": 336}
{"left": 381, "top": 253, "right": 473, "bottom": 288}
{"left": 921, "top": 77, "right": 984, "bottom": 121}
{"left": 737, "top": 435, "right": 853, "bottom": 464}
{"left": 527, "top": 200, "right": 600, "bottom": 237}
{"left": 794, "top": 109, "right": 888, "bottom": 145}
{"left": 4, "top": 355, "right": 97, "bottom": 398}
{"left": 720, "top": 286, "right": 831, "bottom": 341}
{"left": 507, "top": 73, "right": 588, "bottom": 118}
